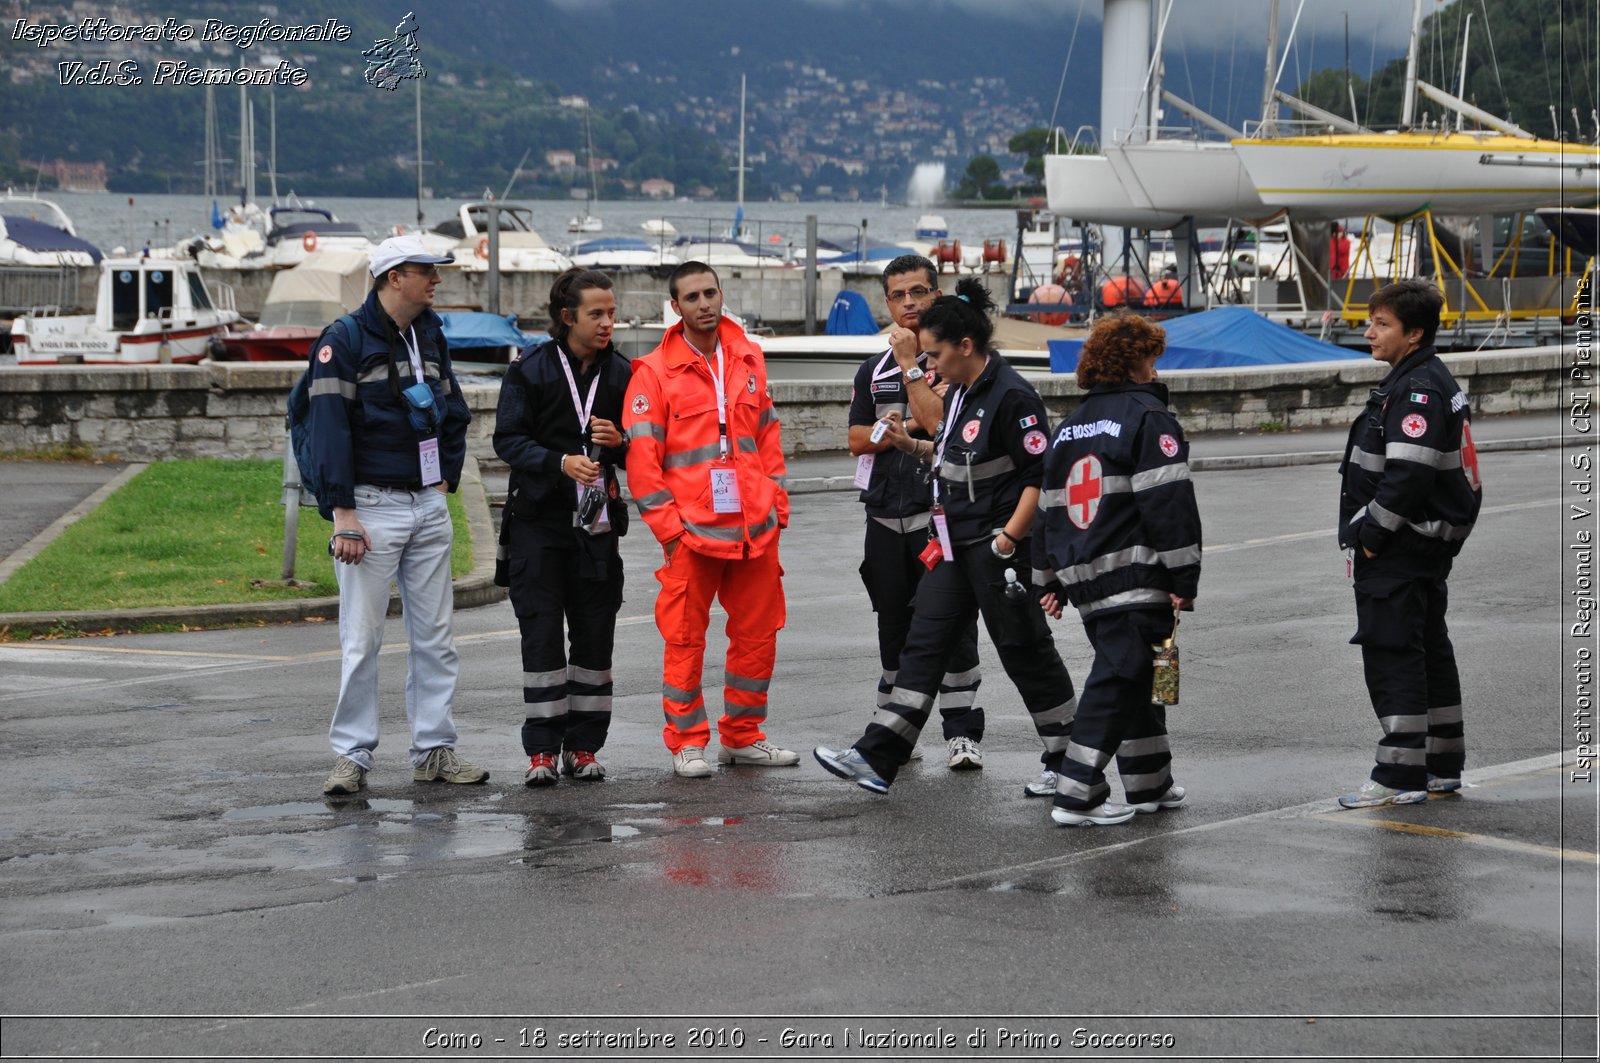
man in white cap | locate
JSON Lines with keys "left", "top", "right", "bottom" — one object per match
{"left": 305, "top": 234, "right": 488, "bottom": 795}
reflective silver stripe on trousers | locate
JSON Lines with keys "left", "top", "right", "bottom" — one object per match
{"left": 635, "top": 489, "right": 674, "bottom": 513}
{"left": 1427, "top": 735, "right": 1466, "bottom": 753}
{"left": 1386, "top": 441, "right": 1460, "bottom": 469}
{"left": 523, "top": 668, "right": 566, "bottom": 689}
{"left": 1030, "top": 696, "right": 1077, "bottom": 728}
{"left": 724, "top": 699, "right": 768, "bottom": 719}
{"left": 568, "top": 665, "right": 611, "bottom": 685}
{"left": 941, "top": 666, "right": 981, "bottom": 687}
{"left": 1065, "top": 740, "right": 1114, "bottom": 770}
{"left": 1130, "top": 463, "right": 1190, "bottom": 492}
{"left": 869, "top": 706, "right": 921, "bottom": 740}
{"left": 1380, "top": 713, "right": 1428, "bottom": 734}
{"left": 663, "top": 682, "right": 702, "bottom": 704}
{"left": 627, "top": 421, "right": 667, "bottom": 443}
{"left": 940, "top": 455, "right": 1017, "bottom": 484}
{"left": 872, "top": 512, "right": 931, "bottom": 534}
{"left": 886, "top": 687, "right": 935, "bottom": 713}
{"left": 1122, "top": 769, "right": 1170, "bottom": 792}
{"left": 664, "top": 442, "right": 724, "bottom": 469}
{"left": 1119, "top": 734, "right": 1169, "bottom": 758}
{"left": 568, "top": 694, "right": 611, "bottom": 714}
{"left": 1350, "top": 447, "right": 1385, "bottom": 472}
{"left": 1429, "top": 702, "right": 1464, "bottom": 725}
{"left": 523, "top": 699, "right": 566, "bottom": 720}
{"left": 1376, "top": 745, "right": 1426, "bottom": 765}
{"left": 938, "top": 690, "right": 978, "bottom": 709}
{"left": 1039, "top": 733, "right": 1073, "bottom": 754}
{"left": 667, "top": 704, "right": 708, "bottom": 729}
{"left": 310, "top": 377, "right": 358, "bottom": 400}
{"left": 724, "top": 670, "right": 771, "bottom": 693}
{"left": 1075, "top": 587, "right": 1171, "bottom": 616}
{"left": 1056, "top": 775, "right": 1107, "bottom": 802}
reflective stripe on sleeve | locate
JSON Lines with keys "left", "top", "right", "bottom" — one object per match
{"left": 1130, "top": 463, "right": 1190, "bottom": 491}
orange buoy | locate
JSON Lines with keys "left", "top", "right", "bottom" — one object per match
{"left": 1027, "top": 283, "right": 1071, "bottom": 326}
{"left": 301, "top": 231, "right": 318, "bottom": 253}
{"left": 475, "top": 236, "right": 490, "bottom": 260}
{"left": 1099, "top": 275, "right": 1145, "bottom": 307}
{"left": 1144, "top": 277, "right": 1184, "bottom": 308}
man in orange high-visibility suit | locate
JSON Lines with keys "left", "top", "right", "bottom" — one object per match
{"left": 623, "top": 261, "right": 799, "bottom": 778}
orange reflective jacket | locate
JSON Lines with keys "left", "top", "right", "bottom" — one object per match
{"left": 623, "top": 318, "right": 789, "bottom": 559}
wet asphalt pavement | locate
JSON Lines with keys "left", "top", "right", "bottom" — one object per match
{"left": 0, "top": 442, "right": 1594, "bottom": 1060}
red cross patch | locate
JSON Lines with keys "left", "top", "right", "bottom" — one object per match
{"left": 961, "top": 420, "right": 981, "bottom": 443}
{"left": 1066, "top": 455, "right": 1104, "bottom": 530}
{"left": 1159, "top": 433, "right": 1179, "bottom": 458}
{"left": 316, "top": 345, "right": 333, "bottom": 364}
{"left": 631, "top": 394, "right": 650, "bottom": 415}
{"left": 1401, "top": 413, "right": 1427, "bottom": 438}
{"left": 1023, "top": 429, "right": 1047, "bottom": 455}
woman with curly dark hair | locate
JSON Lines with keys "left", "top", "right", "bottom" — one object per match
{"left": 1034, "top": 312, "right": 1202, "bottom": 826}
{"left": 815, "top": 277, "right": 1079, "bottom": 803}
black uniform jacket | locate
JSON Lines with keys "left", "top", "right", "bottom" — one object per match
{"left": 1338, "top": 346, "right": 1482, "bottom": 560}
{"left": 1035, "top": 381, "right": 1202, "bottom": 618}
{"left": 494, "top": 338, "right": 632, "bottom": 533}
{"left": 933, "top": 355, "right": 1052, "bottom": 544}
{"left": 849, "top": 348, "right": 937, "bottom": 519}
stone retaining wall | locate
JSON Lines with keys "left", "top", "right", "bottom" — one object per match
{"left": 0, "top": 347, "right": 1570, "bottom": 461}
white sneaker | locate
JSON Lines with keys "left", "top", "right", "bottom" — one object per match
{"left": 1337, "top": 780, "right": 1427, "bottom": 809}
{"left": 1023, "top": 768, "right": 1058, "bottom": 798}
{"left": 673, "top": 746, "right": 713, "bottom": 778}
{"left": 1052, "top": 802, "right": 1136, "bottom": 827}
{"left": 1129, "top": 784, "right": 1187, "bottom": 813}
{"left": 946, "top": 736, "right": 983, "bottom": 771}
{"left": 1427, "top": 775, "right": 1462, "bottom": 793}
{"left": 717, "top": 739, "right": 800, "bottom": 766}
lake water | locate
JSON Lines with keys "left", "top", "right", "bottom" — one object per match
{"left": 41, "top": 191, "right": 1036, "bottom": 259}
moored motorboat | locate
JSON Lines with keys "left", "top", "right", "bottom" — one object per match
{"left": 0, "top": 192, "right": 102, "bottom": 268}
{"left": 419, "top": 202, "right": 572, "bottom": 273}
{"left": 12, "top": 256, "right": 239, "bottom": 365}
{"left": 217, "top": 247, "right": 369, "bottom": 362}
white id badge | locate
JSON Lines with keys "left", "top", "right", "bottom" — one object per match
{"left": 710, "top": 466, "right": 741, "bottom": 514}
{"left": 852, "top": 453, "right": 875, "bottom": 490}
{"left": 931, "top": 509, "right": 954, "bottom": 558}
{"left": 418, "top": 437, "right": 442, "bottom": 486}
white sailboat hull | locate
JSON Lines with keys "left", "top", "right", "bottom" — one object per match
{"left": 1045, "top": 153, "right": 1185, "bottom": 228}
{"left": 1233, "top": 132, "right": 1600, "bottom": 217}
{"left": 1108, "top": 141, "right": 1276, "bottom": 223}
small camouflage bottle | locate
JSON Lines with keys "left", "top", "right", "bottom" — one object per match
{"left": 1151, "top": 610, "right": 1180, "bottom": 706}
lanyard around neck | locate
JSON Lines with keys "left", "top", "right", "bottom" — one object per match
{"left": 691, "top": 337, "right": 729, "bottom": 459}
{"left": 400, "top": 326, "right": 424, "bottom": 381}
{"left": 930, "top": 383, "right": 969, "bottom": 504}
{"left": 556, "top": 346, "right": 602, "bottom": 459}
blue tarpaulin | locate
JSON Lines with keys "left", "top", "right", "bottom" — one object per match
{"left": 825, "top": 290, "right": 879, "bottom": 335}
{"left": 1048, "top": 305, "right": 1364, "bottom": 373}
{"left": 439, "top": 312, "right": 538, "bottom": 351}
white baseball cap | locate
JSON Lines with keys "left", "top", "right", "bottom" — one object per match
{"left": 369, "top": 233, "right": 455, "bottom": 277}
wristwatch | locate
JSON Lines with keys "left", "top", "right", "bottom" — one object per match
{"left": 903, "top": 366, "right": 926, "bottom": 383}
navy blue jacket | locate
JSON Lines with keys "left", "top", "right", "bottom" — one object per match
{"left": 848, "top": 348, "right": 936, "bottom": 519}
{"left": 304, "top": 289, "right": 471, "bottom": 512}
{"left": 934, "top": 356, "right": 1051, "bottom": 543}
{"left": 1338, "top": 346, "right": 1482, "bottom": 559}
{"left": 1035, "top": 382, "right": 1202, "bottom": 618}
{"left": 493, "top": 338, "right": 632, "bottom": 532}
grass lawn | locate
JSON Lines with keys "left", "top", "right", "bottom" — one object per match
{"left": 0, "top": 460, "right": 471, "bottom": 613}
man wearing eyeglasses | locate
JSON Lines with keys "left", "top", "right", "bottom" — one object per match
{"left": 846, "top": 254, "right": 986, "bottom": 772}
{"left": 305, "top": 234, "right": 487, "bottom": 797}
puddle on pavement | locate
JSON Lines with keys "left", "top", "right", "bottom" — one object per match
{"left": 222, "top": 799, "right": 414, "bottom": 821}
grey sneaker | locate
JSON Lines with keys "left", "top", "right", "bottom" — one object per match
{"left": 413, "top": 746, "right": 489, "bottom": 785}
{"left": 1023, "top": 768, "right": 1058, "bottom": 798}
{"left": 1130, "top": 784, "right": 1187, "bottom": 813}
{"left": 560, "top": 750, "right": 606, "bottom": 781}
{"left": 1427, "top": 775, "right": 1462, "bottom": 793}
{"left": 673, "top": 746, "right": 713, "bottom": 778}
{"left": 946, "top": 736, "right": 984, "bottom": 771}
{"left": 813, "top": 744, "right": 890, "bottom": 794}
{"left": 1337, "top": 780, "right": 1426, "bottom": 809}
{"left": 1051, "top": 802, "right": 1136, "bottom": 827}
{"left": 717, "top": 739, "right": 800, "bottom": 766}
{"left": 323, "top": 756, "right": 366, "bottom": 795}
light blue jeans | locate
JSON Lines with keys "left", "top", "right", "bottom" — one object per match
{"left": 329, "top": 484, "right": 459, "bottom": 769}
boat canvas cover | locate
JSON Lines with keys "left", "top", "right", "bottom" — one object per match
{"left": 258, "top": 248, "right": 369, "bottom": 327}
{"left": 825, "top": 290, "right": 878, "bottom": 336}
{"left": 1048, "top": 306, "right": 1362, "bottom": 372}
{"left": 1, "top": 215, "right": 102, "bottom": 262}
{"left": 438, "top": 312, "right": 538, "bottom": 351}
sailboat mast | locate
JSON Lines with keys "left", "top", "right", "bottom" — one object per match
{"left": 268, "top": 88, "right": 279, "bottom": 205}
{"left": 414, "top": 74, "right": 424, "bottom": 226}
{"left": 736, "top": 74, "right": 747, "bottom": 220}
{"left": 204, "top": 85, "right": 216, "bottom": 197}
{"left": 1259, "top": 0, "right": 1280, "bottom": 135}
{"left": 1401, "top": 0, "right": 1423, "bottom": 127}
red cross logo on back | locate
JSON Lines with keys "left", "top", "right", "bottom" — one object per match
{"left": 1066, "top": 455, "right": 1103, "bottom": 529}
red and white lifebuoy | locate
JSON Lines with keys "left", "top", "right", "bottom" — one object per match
{"left": 301, "top": 231, "right": 318, "bottom": 253}
{"left": 475, "top": 236, "right": 490, "bottom": 260}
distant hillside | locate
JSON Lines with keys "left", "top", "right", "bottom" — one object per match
{"left": 1293, "top": 0, "right": 1597, "bottom": 138}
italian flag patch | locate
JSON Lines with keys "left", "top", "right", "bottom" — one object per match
{"left": 1409, "top": 391, "right": 1429, "bottom": 405}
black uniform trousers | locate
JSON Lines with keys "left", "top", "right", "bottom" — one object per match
{"left": 505, "top": 519, "right": 624, "bottom": 758}
{"left": 1053, "top": 607, "right": 1177, "bottom": 812}
{"left": 859, "top": 519, "right": 984, "bottom": 741}
{"left": 854, "top": 537, "right": 1076, "bottom": 784}
{"left": 1351, "top": 551, "right": 1465, "bottom": 791}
